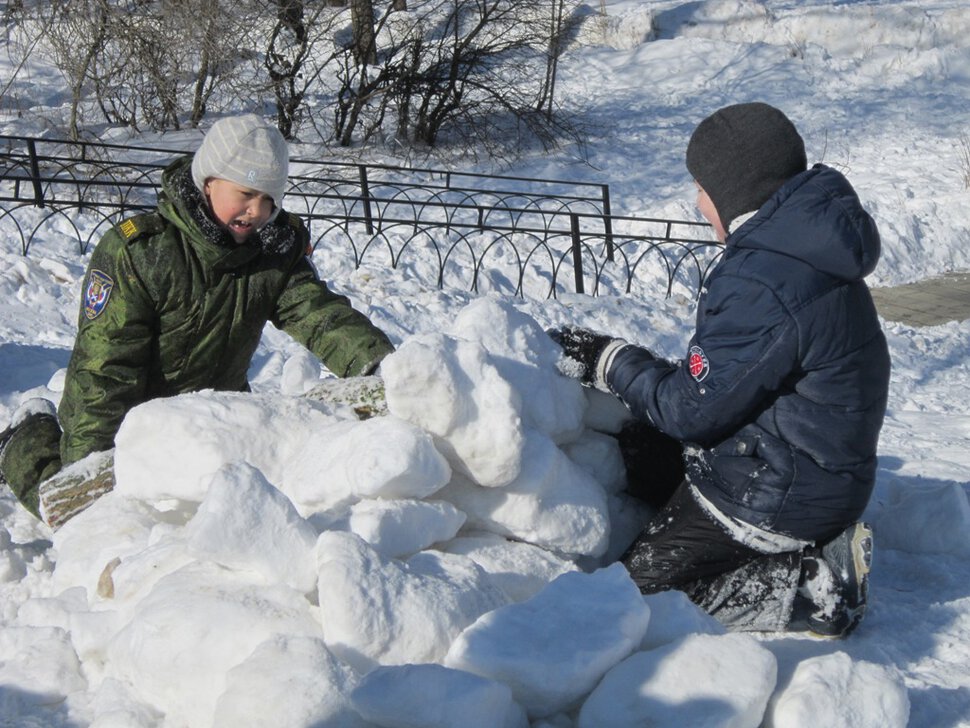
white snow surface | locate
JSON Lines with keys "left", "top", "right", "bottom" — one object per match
{"left": 2, "top": 1, "right": 970, "bottom": 726}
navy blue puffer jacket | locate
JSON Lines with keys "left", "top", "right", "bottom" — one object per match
{"left": 607, "top": 164, "right": 890, "bottom": 543}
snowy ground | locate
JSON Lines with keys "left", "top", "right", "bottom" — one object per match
{"left": 2, "top": 1, "right": 970, "bottom": 726}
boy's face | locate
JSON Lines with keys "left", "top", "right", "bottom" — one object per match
{"left": 203, "top": 178, "right": 275, "bottom": 243}
{"left": 695, "top": 182, "right": 727, "bottom": 243}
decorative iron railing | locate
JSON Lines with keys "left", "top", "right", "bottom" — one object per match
{"left": 0, "top": 134, "right": 720, "bottom": 300}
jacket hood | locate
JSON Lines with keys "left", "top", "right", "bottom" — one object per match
{"left": 728, "top": 164, "right": 880, "bottom": 281}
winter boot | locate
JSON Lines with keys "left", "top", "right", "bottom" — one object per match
{"left": 791, "top": 522, "right": 873, "bottom": 638}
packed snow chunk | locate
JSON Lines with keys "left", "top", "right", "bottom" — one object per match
{"left": 85, "top": 678, "right": 165, "bottom": 728}
{"left": 15, "top": 587, "right": 88, "bottom": 633}
{"left": 437, "top": 433, "right": 610, "bottom": 558}
{"left": 563, "top": 429, "right": 627, "bottom": 495}
{"left": 113, "top": 390, "right": 341, "bottom": 503}
{"left": 578, "top": 633, "right": 776, "bottom": 728}
{"left": 639, "top": 589, "right": 726, "bottom": 650}
{"left": 765, "top": 652, "right": 909, "bottom": 728}
{"left": 382, "top": 333, "right": 525, "bottom": 487}
{"left": 280, "top": 348, "right": 323, "bottom": 396}
{"left": 316, "top": 531, "right": 507, "bottom": 672}
{"left": 877, "top": 479, "right": 970, "bottom": 556}
{"left": 444, "top": 563, "right": 649, "bottom": 718}
{"left": 0, "top": 626, "right": 87, "bottom": 714}
{"left": 448, "top": 298, "right": 587, "bottom": 444}
{"left": 582, "top": 387, "right": 633, "bottom": 434}
{"left": 51, "top": 490, "right": 173, "bottom": 597}
{"left": 351, "top": 663, "right": 528, "bottom": 728}
{"left": 330, "top": 498, "right": 466, "bottom": 558}
{"left": 437, "top": 532, "right": 577, "bottom": 603}
{"left": 104, "top": 561, "right": 320, "bottom": 727}
{"left": 283, "top": 415, "right": 452, "bottom": 515}
{"left": 185, "top": 461, "right": 318, "bottom": 594}
{"left": 104, "top": 534, "right": 194, "bottom": 610}
{"left": 0, "top": 525, "right": 26, "bottom": 583}
{"left": 599, "top": 492, "right": 655, "bottom": 566}
{"left": 213, "top": 635, "right": 367, "bottom": 728}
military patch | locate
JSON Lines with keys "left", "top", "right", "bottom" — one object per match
{"left": 83, "top": 270, "right": 114, "bottom": 320}
{"left": 688, "top": 345, "right": 710, "bottom": 382}
{"left": 119, "top": 219, "right": 139, "bottom": 239}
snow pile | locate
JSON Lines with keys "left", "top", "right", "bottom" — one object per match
{"left": 0, "top": 297, "right": 912, "bottom": 726}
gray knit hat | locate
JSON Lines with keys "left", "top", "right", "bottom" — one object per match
{"left": 191, "top": 114, "right": 289, "bottom": 220}
{"left": 686, "top": 102, "right": 806, "bottom": 232}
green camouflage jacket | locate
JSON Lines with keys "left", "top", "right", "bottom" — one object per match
{"left": 58, "top": 156, "right": 394, "bottom": 464}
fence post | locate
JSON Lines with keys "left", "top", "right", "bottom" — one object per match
{"left": 26, "top": 139, "right": 45, "bottom": 208}
{"left": 570, "top": 213, "right": 585, "bottom": 295}
{"left": 358, "top": 164, "right": 374, "bottom": 235}
{"left": 601, "top": 184, "right": 613, "bottom": 261}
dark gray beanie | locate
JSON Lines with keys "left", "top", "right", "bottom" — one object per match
{"left": 192, "top": 114, "right": 289, "bottom": 222}
{"left": 686, "top": 102, "right": 807, "bottom": 231}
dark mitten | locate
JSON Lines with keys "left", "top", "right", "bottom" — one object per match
{"left": 547, "top": 326, "right": 615, "bottom": 385}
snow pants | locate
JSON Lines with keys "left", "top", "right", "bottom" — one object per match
{"left": 617, "top": 423, "right": 803, "bottom": 633}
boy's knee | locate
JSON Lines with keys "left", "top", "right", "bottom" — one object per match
{"left": 0, "top": 411, "right": 63, "bottom": 518}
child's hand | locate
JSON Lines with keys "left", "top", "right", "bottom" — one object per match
{"left": 546, "top": 326, "right": 615, "bottom": 385}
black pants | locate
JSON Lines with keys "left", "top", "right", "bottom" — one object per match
{"left": 617, "top": 423, "right": 802, "bottom": 633}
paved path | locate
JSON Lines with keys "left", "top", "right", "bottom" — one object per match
{"left": 871, "top": 271, "right": 970, "bottom": 327}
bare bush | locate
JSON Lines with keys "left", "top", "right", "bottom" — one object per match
{"left": 332, "top": 0, "right": 584, "bottom": 158}
{"left": 7, "top": 0, "right": 585, "bottom": 159}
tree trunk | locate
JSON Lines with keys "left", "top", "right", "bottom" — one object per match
{"left": 350, "top": 0, "right": 377, "bottom": 65}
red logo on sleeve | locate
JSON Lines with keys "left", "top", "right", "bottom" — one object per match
{"left": 688, "top": 345, "right": 710, "bottom": 382}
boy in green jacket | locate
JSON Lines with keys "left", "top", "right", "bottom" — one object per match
{"left": 1, "top": 114, "right": 394, "bottom": 519}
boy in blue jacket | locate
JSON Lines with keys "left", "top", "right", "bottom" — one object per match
{"left": 550, "top": 102, "right": 890, "bottom": 637}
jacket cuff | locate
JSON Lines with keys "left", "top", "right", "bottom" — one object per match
{"left": 595, "top": 339, "right": 630, "bottom": 392}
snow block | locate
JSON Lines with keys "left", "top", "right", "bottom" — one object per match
{"left": 562, "top": 429, "right": 628, "bottom": 495}
{"left": 444, "top": 563, "right": 649, "bottom": 718}
{"left": 436, "top": 433, "right": 610, "bottom": 558}
{"left": 328, "top": 498, "right": 466, "bottom": 558}
{"left": 316, "top": 532, "right": 508, "bottom": 672}
{"left": 436, "top": 532, "right": 577, "bottom": 603}
{"left": 213, "top": 635, "right": 368, "bottom": 728}
{"left": 765, "top": 652, "right": 909, "bottom": 728}
{"left": 350, "top": 663, "right": 528, "bottom": 728}
{"left": 184, "top": 462, "right": 319, "bottom": 594}
{"left": 448, "top": 298, "right": 587, "bottom": 445}
{"left": 382, "top": 333, "right": 526, "bottom": 488}
{"left": 51, "top": 491, "right": 167, "bottom": 598}
{"left": 114, "top": 391, "right": 340, "bottom": 503}
{"left": 103, "top": 562, "right": 320, "bottom": 727}
{"left": 283, "top": 415, "right": 452, "bottom": 516}
{"left": 578, "top": 633, "right": 776, "bottom": 728}
{"left": 639, "top": 590, "right": 726, "bottom": 650}
{"left": 0, "top": 626, "right": 87, "bottom": 716}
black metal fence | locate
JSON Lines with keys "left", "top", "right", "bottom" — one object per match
{"left": 0, "top": 134, "right": 720, "bottom": 299}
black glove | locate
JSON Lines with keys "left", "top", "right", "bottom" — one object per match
{"left": 546, "top": 326, "right": 615, "bottom": 385}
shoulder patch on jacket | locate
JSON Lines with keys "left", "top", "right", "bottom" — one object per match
{"left": 688, "top": 345, "right": 710, "bottom": 382}
{"left": 83, "top": 269, "right": 114, "bottom": 320}
{"left": 114, "top": 213, "right": 165, "bottom": 243}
